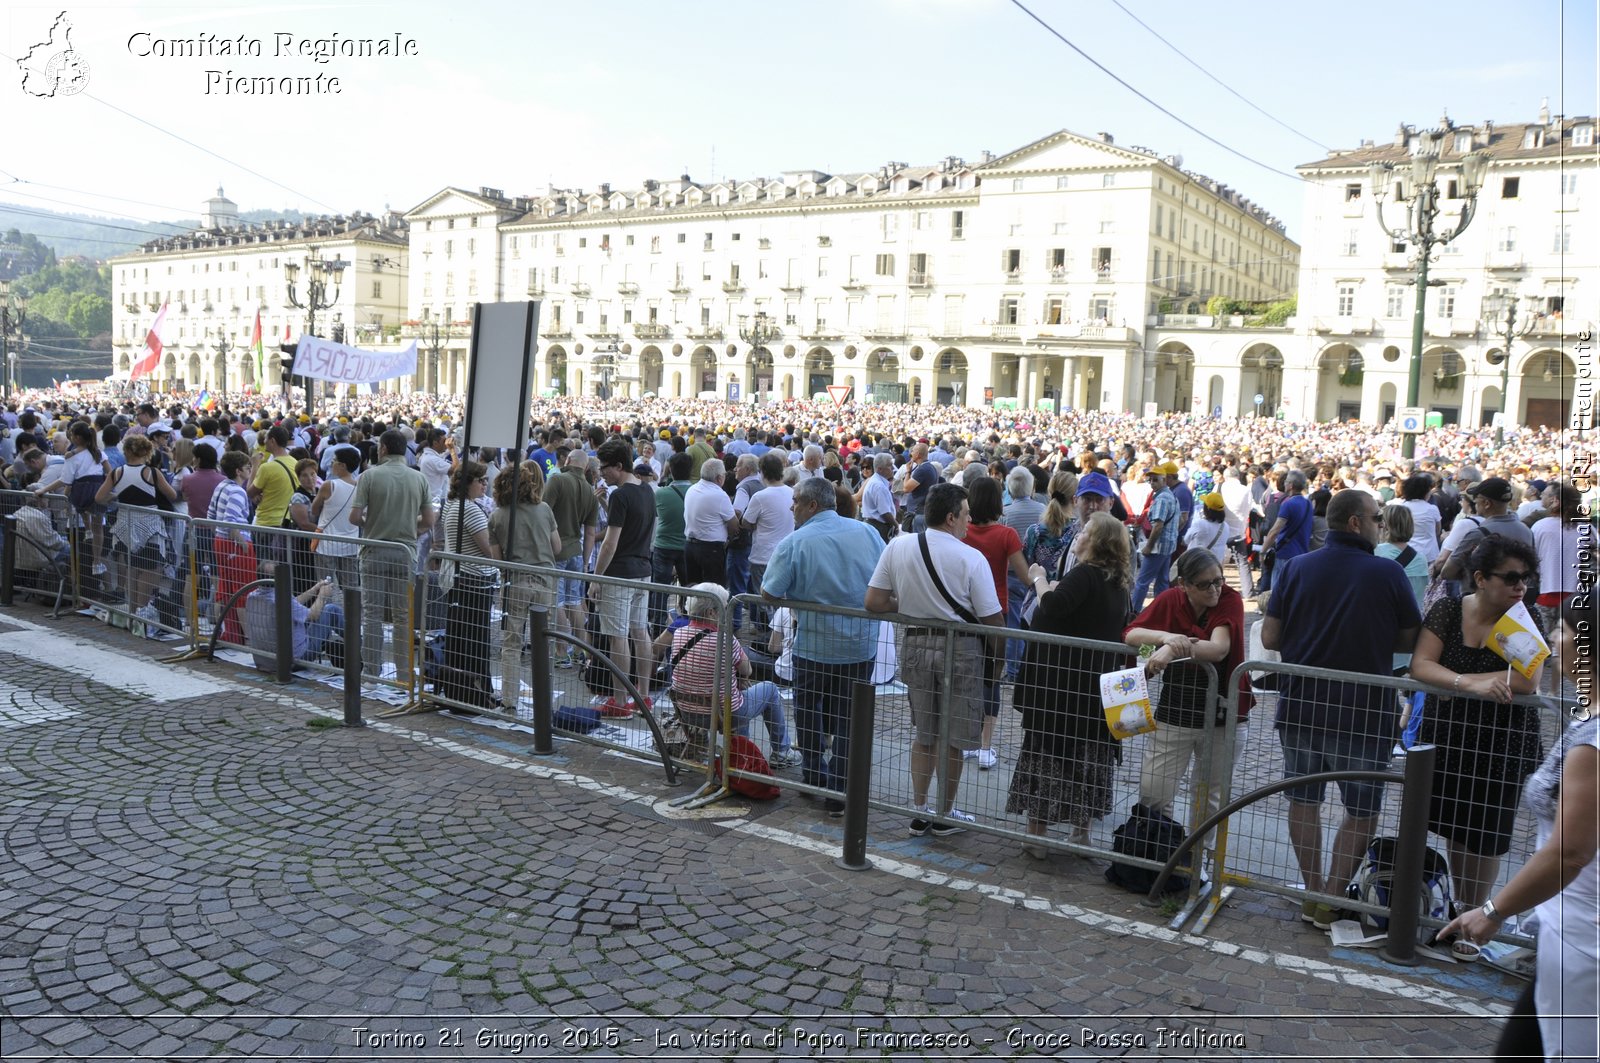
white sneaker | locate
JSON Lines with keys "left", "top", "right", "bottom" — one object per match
{"left": 962, "top": 749, "right": 978, "bottom": 760}
{"left": 929, "top": 809, "right": 975, "bottom": 837}
{"left": 91, "top": 563, "right": 107, "bottom": 575}
{"left": 976, "top": 748, "right": 997, "bottom": 770}
{"left": 769, "top": 748, "right": 802, "bottom": 768}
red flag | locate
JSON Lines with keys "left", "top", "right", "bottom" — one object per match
{"left": 131, "top": 302, "right": 168, "bottom": 381}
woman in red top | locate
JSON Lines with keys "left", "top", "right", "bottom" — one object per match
{"left": 1123, "top": 549, "right": 1252, "bottom": 871}
{"left": 964, "top": 476, "right": 1031, "bottom": 769}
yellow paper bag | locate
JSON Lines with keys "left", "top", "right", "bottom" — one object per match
{"left": 1487, "top": 601, "right": 1550, "bottom": 681}
{"left": 1100, "top": 666, "right": 1157, "bottom": 740}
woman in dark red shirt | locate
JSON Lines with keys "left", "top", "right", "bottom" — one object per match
{"left": 1123, "top": 549, "right": 1252, "bottom": 871}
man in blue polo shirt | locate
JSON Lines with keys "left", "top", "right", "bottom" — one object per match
{"left": 760, "top": 476, "right": 885, "bottom": 817}
{"left": 1262, "top": 488, "right": 1420, "bottom": 929}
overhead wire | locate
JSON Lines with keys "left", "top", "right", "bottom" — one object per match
{"left": 1004, "top": 0, "right": 1304, "bottom": 182}
{"left": 1104, "top": 0, "right": 1331, "bottom": 153}
{"left": 0, "top": 169, "right": 197, "bottom": 218}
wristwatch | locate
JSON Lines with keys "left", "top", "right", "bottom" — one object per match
{"left": 1480, "top": 898, "right": 1507, "bottom": 923}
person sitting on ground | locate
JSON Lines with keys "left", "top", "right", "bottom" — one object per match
{"left": 666, "top": 582, "right": 797, "bottom": 765}
{"left": 242, "top": 565, "right": 346, "bottom": 671}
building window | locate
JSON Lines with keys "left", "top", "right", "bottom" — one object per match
{"left": 1438, "top": 285, "right": 1457, "bottom": 318}
{"left": 1453, "top": 132, "right": 1473, "bottom": 153}
{"left": 1344, "top": 183, "right": 1362, "bottom": 202}
{"left": 625, "top": 235, "right": 634, "bottom": 246}
{"left": 999, "top": 297, "right": 1020, "bottom": 324}
{"left": 1049, "top": 248, "right": 1066, "bottom": 270}
{"left": 1497, "top": 226, "right": 1518, "bottom": 252}
{"left": 677, "top": 233, "right": 686, "bottom": 243}
{"left": 875, "top": 254, "right": 894, "bottom": 276}
{"left": 1522, "top": 128, "right": 1542, "bottom": 149}
{"left": 372, "top": 281, "right": 382, "bottom": 299}
{"left": 1093, "top": 247, "right": 1112, "bottom": 274}
{"left": 1011, "top": 178, "right": 1024, "bottom": 192}
{"left": 1385, "top": 285, "right": 1406, "bottom": 318}
{"left": 445, "top": 239, "right": 453, "bottom": 256}
{"left": 468, "top": 238, "right": 476, "bottom": 254}
{"left": 575, "top": 307, "right": 585, "bottom": 324}
{"left": 1344, "top": 228, "right": 1360, "bottom": 256}
{"left": 950, "top": 211, "right": 964, "bottom": 239}
{"left": 1102, "top": 173, "right": 1116, "bottom": 187}
{"left": 1562, "top": 174, "right": 1580, "bottom": 195}
{"left": 1336, "top": 284, "right": 1356, "bottom": 316}
{"left": 1002, "top": 249, "right": 1021, "bottom": 274}
{"left": 1501, "top": 177, "right": 1520, "bottom": 199}
{"left": 1043, "top": 297, "right": 1065, "bottom": 324}
{"left": 1574, "top": 125, "right": 1594, "bottom": 147}
{"left": 913, "top": 211, "right": 930, "bottom": 230}
{"left": 1553, "top": 224, "right": 1572, "bottom": 253}
{"left": 1056, "top": 175, "right": 1069, "bottom": 189}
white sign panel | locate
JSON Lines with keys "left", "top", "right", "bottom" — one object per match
{"left": 1398, "top": 406, "right": 1426, "bottom": 434}
{"left": 465, "top": 302, "right": 539, "bottom": 452}
{"left": 290, "top": 337, "right": 417, "bottom": 384}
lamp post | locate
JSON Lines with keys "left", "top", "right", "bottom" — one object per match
{"left": 416, "top": 313, "right": 455, "bottom": 395}
{"left": 1480, "top": 290, "right": 1534, "bottom": 444}
{"left": 284, "top": 247, "right": 348, "bottom": 408}
{"left": 214, "top": 333, "right": 231, "bottom": 396}
{"left": 0, "top": 281, "right": 26, "bottom": 400}
{"left": 739, "top": 311, "right": 780, "bottom": 402}
{"left": 1368, "top": 131, "right": 1492, "bottom": 458}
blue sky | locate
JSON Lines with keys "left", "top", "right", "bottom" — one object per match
{"left": 2, "top": 0, "right": 1595, "bottom": 248}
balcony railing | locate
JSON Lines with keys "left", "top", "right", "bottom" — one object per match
{"left": 721, "top": 280, "right": 746, "bottom": 294}
{"left": 991, "top": 324, "right": 1019, "bottom": 339}
{"left": 841, "top": 278, "right": 867, "bottom": 290}
{"left": 1313, "top": 316, "right": 1376, "bottom": 334}
{"left": 800, "top": 328, "right": 843, "bottom": 341}
{"left": 617, "top": 281, "right": 639, "bottom": 295}
{"left": 588, "top": 329, "right": 620, "bottom": 340}
{"left": 686, "top": 326, "right": 724, "bottom": 341}
{"left": 907, "top": 272, "right": 931, "bottom": 287}
{"left": 862, "top": 327, "right": 905, "bottom": 340}
{"left": 779, "top": 282, "right": 805, "bottom": 293}
{"left": 634, "top": 323, "right": 671, "bottom": 339}
{"left": 540, "top": 327, "right": 573, "bottom": 339}
{"left": 668, "top": 282, "right": 691, "bottom": 294}
{"left": 1486, "top": 252, "right": 1526, "bottom": 271}
{"left": 570, "top": 283, "right": 591, "bottom": 297}
{"left": 1003, "top": 270, "right": 1022, "bottom": 282}
{"left": 526, "top": 283, "right": 544, "bottom": 297}
{"left": 1048, "top": 266, "right": 1068, "bottom": 281}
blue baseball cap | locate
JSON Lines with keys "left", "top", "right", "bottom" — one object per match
{"left": 1077, "top": 471, "right": 1114, "bottom": 498}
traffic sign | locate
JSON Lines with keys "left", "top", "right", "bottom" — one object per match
{"left": 1398, "top": 406, "right": 1425, "bottom": 434}
{"left": 1212, "top": 404, "right": 1224, "bottom": 418}
{"left": 1253, "top": 392, "right": 1265, "bottom": 406}
{"left": 827, "top": 384, "right": 853, "bottom": 406}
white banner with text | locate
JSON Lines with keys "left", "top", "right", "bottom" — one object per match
{"left": 291, "top": 337, "right": 417, "bottom": 384}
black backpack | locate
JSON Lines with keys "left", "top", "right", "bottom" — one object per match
{"left": 1105, "top": 803, "right": 1191, "bottom": 895}
{"left": 582, "top": 604, "right": 613, "bottom": 697}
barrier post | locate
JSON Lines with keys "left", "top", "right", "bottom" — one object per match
{"left": 343, "top": 586, "right": 363, "bottom": 728}
{"left": 274, "top": 561, "right": 294, "bottom": 685}
{"left": 1380, "top": 742, "right": 1436, "bottom": 966}
{"left": 530, "top": 607, "right": 554, "bottom": 755}
{"left": 0, "top": 514, "right": 15, "bottom": 607}
{"left": 836, "top": 680, "right": 876, "bottom": 872}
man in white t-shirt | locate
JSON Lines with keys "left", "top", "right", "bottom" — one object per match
{"left": 683, "top": 457, "right": 736, "bottom": 587}
{"left": 417, "top": 429, "right": 454, "bottom": 502}
{"left": 865, "top": 482, "right": 1002, "bottom": 838}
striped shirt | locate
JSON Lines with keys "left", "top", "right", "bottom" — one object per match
{"left": 208, "top": 480, "right": 252, "bottom": 539}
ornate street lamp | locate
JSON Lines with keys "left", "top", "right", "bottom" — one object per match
{"left": 214, "top": 332, "right": 231, "bottom": 395}
{"left": 739, "top": 311, "right": 779, "bottom": 400}
{"left": 415, "top": 312, "right": 456, "bottom": 395}
{"left": 1481, "top": 290, "right": 1534, "bottom": 444}
{"left": 285, "top": 247, "right": 349, "bottom": 404}
{"left": 1368, "top": 131, "right": 1492, "bottom": 457}
{"left": 0, "top": 280, "right": 27, "bottom": 400}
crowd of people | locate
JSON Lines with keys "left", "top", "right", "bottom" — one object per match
{"left": 2, "top": 382, "right": 1595, "bottom": 1059}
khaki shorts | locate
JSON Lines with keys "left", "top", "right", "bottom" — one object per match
{"left": 903, "top": 632, "right": 985, "bottom": 751}
{"left": 597, "top": 583, "right": 648, "bottom": 638}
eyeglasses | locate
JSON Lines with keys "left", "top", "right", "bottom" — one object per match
{"left": 1488, "top": 570, "right": 1532, "bottom": 586}
{"left": 1192, "top": 577, "right": 1226, "bottom": 591}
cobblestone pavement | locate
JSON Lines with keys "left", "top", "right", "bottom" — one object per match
{"left": 0, "top": 608, "right": 1527, "bottom": 1061}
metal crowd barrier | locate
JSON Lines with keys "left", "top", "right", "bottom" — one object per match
{"left": 1206, "top": 656, "right": 1576, "bottom": 946}
{"left": 739, "top": 592, "right": 1220, "bottom": 887}
{"left": 412, "top": 552, "right": 737, "bottom": 788}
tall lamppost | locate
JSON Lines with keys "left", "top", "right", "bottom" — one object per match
{"left": 739, "top": 311, "right": 780, "bottom": 401}
{"left": 1481, "top": 290, "right": 1534, "bottom": 445}
{"left": 284, "top": 247, "right": 348, "bottom": 407}
{"left": 214, "top": 332, "right": 231, "bottom": 396}
{"left": 417, "top": 313, "right": 455, "bottom": 395}
{"left": 1368, "top": 131, "right": 1492, "bottom": 458}
{"left": 0, "top": 280, "right": 26, "bottom": 400}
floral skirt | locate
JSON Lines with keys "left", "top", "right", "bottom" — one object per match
{"left": 1005, "top": 747, "right": 1116, "bottom": 827}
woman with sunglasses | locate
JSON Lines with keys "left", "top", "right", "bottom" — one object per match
{"left": 1408, "top": 535, "right": 1543, "bottom": 912}
{"left": 1123, "top": 548, "right": 1251, "bottom": 870}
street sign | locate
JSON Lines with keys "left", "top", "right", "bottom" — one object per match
{"left": 1253, "top": 392, "right": 1265, "bottom": 406}
{"left": 1142, "top": 402, "right": 1158, "bottom": 420}
{"left": 826, "top": 384, "right": 853, "bottom": 406}
{"left": 1212, "top": 404, "right": 1223, "bottom": 418}
{"left": 727, "top": 381, "right": 741, "bottom": 402}
{"left": 1398, "top": 406, "right": 1425, "bottom": 434}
